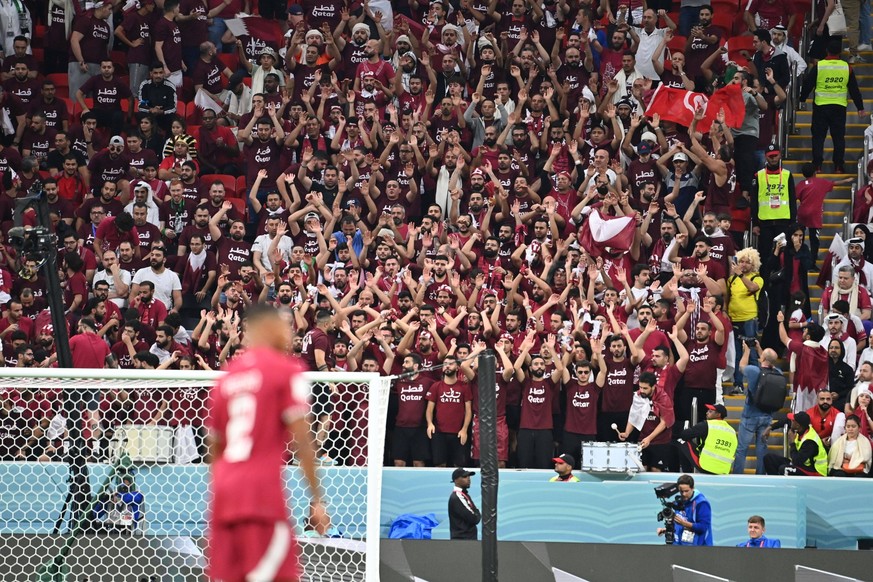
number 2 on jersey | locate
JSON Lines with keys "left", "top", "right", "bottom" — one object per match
{"left": 224, "top": 393, "right": 257, "bottom": 462}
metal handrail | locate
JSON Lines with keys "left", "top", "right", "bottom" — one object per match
{"left": 854, "top": 141, "right": 869, "bottom": 227}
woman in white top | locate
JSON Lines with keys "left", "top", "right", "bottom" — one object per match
{"left": 828, "top": 415, "right": 872, "bottom": 476}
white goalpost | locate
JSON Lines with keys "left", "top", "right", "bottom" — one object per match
{"left": 0, "top": 368, "right": 390, "bottom": 582}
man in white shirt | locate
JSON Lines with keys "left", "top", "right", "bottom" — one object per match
{"left": 130, "top": 246, "right": 183, "bottom": 313}
{"left": 769, "top": 25, "right": 806, "bottom": 82}
{"left": 91, "top": 250, "right": 131, "bottom": 308}
{"left": 630, "top": 9, "right": 677, "bottom": 80}
{"left": 252, "top": 215, "right": 293, "bottom": 277}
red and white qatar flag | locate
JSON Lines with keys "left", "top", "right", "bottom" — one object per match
{"left": 579, "top": 209, "right": 636, "bottom": 257}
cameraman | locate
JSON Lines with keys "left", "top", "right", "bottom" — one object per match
{"left": 94, "top": 475, "right": 144, "bottom": 534}
{"left": 657, "top": 475, "right": 713, "bottom": 546}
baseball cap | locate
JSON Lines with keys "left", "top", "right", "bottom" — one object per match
{"left": 640, "top": 131, "right": 657, "bottom": 143}
{"left": 40, "top": 324, "right": 53, "bottom": 334}
{"left": 361, "top": 70, "right": 375, "bottom": 78}
{"left": 787, "top": 411, "right": 811, "bottom": 427}
{"left": 553, "top": 453, "right": 575, "bottom": 466}
{"left": 304, "top": 211, "right": 320, "bottom": 221}
{"left": 109, "top": 135, "right": 124, "bottom": 146}
{"left": 765, "top": 144, "right": 780, "bottom": 157}
{"left": 471, "top": 168, "right": 484, "bottom": 177}
{"left": 638, "top": 142, "right": 652, "bottom": 155}
{"left": 556, "top": 170, "right": 572, "bottom": 179}
{"left": 705, "top": 403, "right": 728, "bottom": 418}
{"left": 616, "top": 98, "right": 633, "bottom": 110}
{"left": 673, "top": 152, "right": 688, "bottom": 162}
{"left": 451, "top": 468, "right": 476, "bottom": 481}
{"left": 345, "top": 199, "right": 359, "bottom": 208}
{"left": 287, "top": 3, "right": 303, "bottom": 14}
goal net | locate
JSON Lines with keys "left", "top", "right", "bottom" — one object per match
{"left": 0, "top": 368, "right": 390, "bottom": 582}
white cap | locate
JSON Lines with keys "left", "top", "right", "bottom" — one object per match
{"left": 641, "top": 131, "right": 657, "bottom": 143}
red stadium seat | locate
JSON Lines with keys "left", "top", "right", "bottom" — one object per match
{"left": 727, "top": 35, "right": 756, "bottom": 61}
{"left": 228, "top": 197, "right": 246, "bottom": 220}
{"left": 46, "top": 73, "right": 69, "bottom": 89}
{"left": 667, "top": 35, "right": 687, "bottom": 53}
{"left": 712, "top": 0, "right": 741, "bottom": 16}
{"left": 202, "top": 173, "right": 237, "bottom": 196}
{"left": 217, "top": 53, "right": 239, "bottom": 72}
{"left": 712, "top": 13, "right": 736, "bottom": 37}
{"left": 235, "top": 175, "right": 247, "bottom": 197}
{"left": 181, "top": 77, "right": 195, "bottom": 102}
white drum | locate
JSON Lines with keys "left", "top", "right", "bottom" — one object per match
{"left": 580, "top": 441, "right": 642, "bottom": 473}
{"left": 580, "top": 442, "right": 611, "bottom": 471}
{"left": 111, "top": 425, "right": 175, "bottom": 463}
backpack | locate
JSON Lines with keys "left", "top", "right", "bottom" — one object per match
{"left": 752, "top": 367, "right": 788, "bottom": 413}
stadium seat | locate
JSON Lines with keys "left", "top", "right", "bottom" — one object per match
{"left": 712, "top": 0, "right": 741, "bottom": 16}
{"left": 46, "top": 73, "right": 69, "bottom": 89}
{"left": 667, "top": 35, "right": 687, "bottom": 53}
{"left": 32, "top": 25, "right": 46, "bottom": 48}
{"left": 31, "top": 48, "right": 43, "bottom": 70}
{"left": 727, "top": 35, "right": 756, "bottom": 61}
{"left": 60, "top": 98, "right": 73, "bottom": 117}
{"left": 712, "top": 13, "right": 736, "bottom": 37}
{"left": 228, "top": 197, "right": 246, "bottom": 220}
{"left": 202, "top": 174, "right": 237, "bottom": 196}
{"left": 235, "top": 175, "right": 247, "bottom": 197}
{"left": 217, "top": 53, "right": 239, "bottom": 72}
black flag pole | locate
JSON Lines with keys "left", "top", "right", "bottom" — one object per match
{"left": 478, "top": 350, "right": 498, "bottom": 582}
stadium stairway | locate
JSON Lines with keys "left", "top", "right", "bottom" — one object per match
{"left": 725, "top": 26, "right": 873, "bottom": 472}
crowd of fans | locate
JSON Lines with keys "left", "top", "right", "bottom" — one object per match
{"left": 0, "top": 0, "right": 869, "bottom": 474}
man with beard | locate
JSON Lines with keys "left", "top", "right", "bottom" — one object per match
{"left": 76, "top": 60, "right": 132, "bottom": 135}
{"left": 301, "top": 309, "right": 338, "bottom": 464}
{"left": 594, "top": 329, "right": 643, "bottom": 441}
{"left": 272, "top": 281, "right": 296, "bottom": 308}
{"left": 423, "top": 255, "right": 453, "bottom": 306}
{"left": 354, "top": 39, "right": 395, "bottom": 90}
{"left": 130, "top": 280, "right": 168, "bottom": 330}
{"left": 208, "top": 201, "right": 252, "bottom": 279}
{"left": 335, "top": 21, "right": 371, "bottom": 78}
{"left": 159, "top": 180, "right": 197, "bottom": 245}
{"left": 821, "top": 314, "right": 856, "bottom": 369}
{"left": 130, "top": 247, "right": 183, "bottom": 315}
{"left": 397, "top": 320, "right": 448, "bottom": 381}
{"left": 514, "top": 334, "right": 564, "bottom": 469}
{"left": 675, "top": 300, "right": 725, "bottom": 434}
{"left": 111, "top": 321, "right": 148, "bottom": 369}
{"left": 684, "top": 5, "right": 722, "bottom": 89}
{"left": 688, "top": 211, "right": 737, "bottom": 273}
{"left": 555, "top": 46, "right": 593, "bottom": 107}
{"left": 123, "top": 135, "right": 159, "bottom": 183}
{"left": 425, "top": 355, "right": 473, "bottom": 468}
{"left": 631, "top": 9, "right": 677, "bottom": 81}
{"left": 668, "top": 235, "right": 727, "bottom": 296}
{"left": 751, "top": 145, "right": 796, "bottom": 257}
{"left": 392, "top": 354, "right": 436, "bottom": 467}
{"left": 593, "top": 28, "right": 631, "bottom": 94}
{"left": 252, "top": 216, "right": 293, "bottom": 279}
{"left": 32, "top": 324, "right": 57, "bottom": 365}
{"left": 466, "top": 97, "right": 508, "bottom": 151}
{"left": 805, "top": 390, "right": 844, "bottom": 449}
{"left": 242, "top": 116, "right": 285, "bottom": 214}
{"left": 20, "top": 113, "right": 56, "bottom": 168}
{"left": 92, "top": 251, "right": 131, "bottom": 308}
{"left": 193, "top": 109, "right": 239, "bottom": 176}
{"left": 619, "top": 368, "right": 676, "bottom": 471}
{"left": 149, "top": 324, "right": 187, "bottom": 364}
{"left": 87, "top": 136, "right": 132, "bottom": 196}
{"left": 130, "top": 202, "right": 162, "bottom": 257}
{"left": 625, "top": 141, "right": 661, "bottom": 202}
{"left": 652, "top": 33, "right": 695, "bottom": 90}
{"left": 177, "top": 205, "right": 214, "bottom": 256}
{"left": 201, "top": 181, "right": 241, "bottom": 231}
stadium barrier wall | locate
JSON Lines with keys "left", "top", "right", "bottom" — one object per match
{"left": 380, "top": 540, "right": 873, "bottom": 582}
{"left": 4, "top": 465, "right": 873, "bottom": 550}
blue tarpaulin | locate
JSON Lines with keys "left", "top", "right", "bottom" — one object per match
{"left": 388, "top": 513, "right": 440, "bottom": 539}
